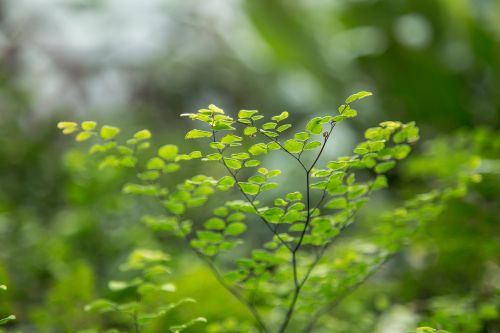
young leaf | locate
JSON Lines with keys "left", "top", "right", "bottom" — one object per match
{"left": 100, "top": 126, "right": 120, "bottom": 140}
{"left": 239, "top": 182, "right": 260, "bottom": 195}
{"left": 277, "top": 124, "right": 292, "bottom": 132}
{"left": 306, "top": 117, "right": 323, "bottom": 134}
{"left": 224, "top": 222, "right": 247, "bottom": 236}
{"left": 238, "top": 110, "right": 258, "bottom": 118}
{"left": 159, "top": 145, "right": 178, "bottom": 161}
{"left": 271, "top": 111, "right": 289, "bottom": 122}
{"left": 375, "top": 160, "right": 396, "bottom": 173}
{"left": 204, "top": 218, "right": 226, "bottom": 230}
{"left": 185, "top": 129, "right": 212, "bottom": 139}
{"left": 345, "top": 91, "right": 373, "bottom": 104}
{"left": 284, "top": 139, "right": 304, "bottom": 153}
{"left": 76, "top": 132, "right": 93, "bottom": 142}
{"left": 82, "top": 121, "right": 97, "bottom": 131}
{"left": 134, "top": 129, "right": 152, "bottom": 140}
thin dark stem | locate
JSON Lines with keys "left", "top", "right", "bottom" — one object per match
{"left": 307, "top": 122, "right": 336, "bottom": 173}
{"left": 269, "top": 122, "right": 337, "bottom": 333}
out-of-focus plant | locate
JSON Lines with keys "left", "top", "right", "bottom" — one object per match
{"left": 58, "top": 92, "right": 478, "bottom": 332}
{"left": 408, "top": 327, "right": 450, "bottom": 333}
{"left": 83, "top": 249, "right": 206, "bottom": 333}
{"left": 0, "top": 285, "right": 15, "bottom": 330}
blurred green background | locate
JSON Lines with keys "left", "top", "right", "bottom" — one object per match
{"left": 0, "top": 0, "right": 499, "bottom": 332}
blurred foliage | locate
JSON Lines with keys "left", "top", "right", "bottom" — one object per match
{"left": 0, "top": 0, "right": 499, "bottom": 332}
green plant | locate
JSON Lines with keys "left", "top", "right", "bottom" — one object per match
{"left": 83, "top": 249, "right": 206, "bottom": 333}
{"left": 0, "top": 285, "right": 15, "bottom": 330}
{"left": 408, "top": 327, "right": 450, "bottom": 333}
{"left": 58, "top": 92, "right": 477, "bottom": 332}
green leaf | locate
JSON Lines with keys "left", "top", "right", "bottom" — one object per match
{"left": 286, "top": 192, "right": 302, "bottom": 201}
{"left": 343, "top": 109, "right": 358, "bottom": 118}
{"left": 205, "top": 153, "right": 222, "bottom": 161}
{"left": 345, "top": 91, "right": 373, "bottom": 104}
{"left": 164, "top": 201, "right": 185, "bottom": 215}
{"left": 277, "top": 124, "right": 292, "bottom": 132}
{"left": 213, "top": 207, "right": 229, "bottom": 217}
{"left": 123, "top": 184, "right": 160, "bottom": 196}
{"left": 372, "top": 175, "right": 388, "bottom": 190}
{"left": 208, "top": 104, "right": 224, "bottom": 114}
{"left": 142, "top": 215, "right": 178, "bottom": 232}
{"left": 221, "top": 134, "right": 242, "bottom": 144}
{"left": 231, "top": 153, "right": 250, "bottom": 160}
{"left": 375, "top": 160, "right": 396, "bottom": 173}
{"left": 84, "top": 299, "right": 117, "bottom": 313}
{"left": 326, "top": 161, "right": 347, "bottom": 171}
{"left": 248, "top": 143, "right": 268, "bottom": 156}
{"left": 249, "top": 175, "right": 266, "bottom": 184}
{"left": 164, "top": 163, "right": 180, "bottom": 173}
{"left": 75, "top": 131, "right": 93, "bottom": 142}
{"left": 57, "top": 121, "right": 78, "bottom": 129}
{"left": 260, "top": 207, "right": 284, "bottom": 223}
{"left": 204, "top": 218, "right": 226, "bottom": 230}
{"left": 82, "top": 121, "right": 97, "bottom": 131}
{"left": 244, "top": 126, "right": 257, "bottom": 136}
{"left": 272, "top": 111, "right": 289, "bottom": 122}
{"left": 258, "top": 167, "right": 268, "bottom": 175}
{"left": 274, "top": 198, "right": 287, "bottom": 206}
{"left": 224, "top": 158, "right": 242, "bottom": 170}
{"left": 218, "top": 176, "right": 235, "bottom": 187}
{"left": 267, "top": 142, "right": 280, "bottom": 150}
{"left": 348, "top": 184, "right": 368, "bottom": 199}
{"left": 239, "top": 182, "right": 260, "bottom": 195}
{"left": 304, "top": 141, "right": 322, "bottom": 150}
{"left": 227, "top": 212, "right": 245, "bottom": 222}
{"left": 147, "top": 157, "right": 165, "bottom": 170}
{"left": 364, "top": 127, "right": 387, "bottom": 140}
{"left": 262, "top": 122, "right": 277, "bottom": 130}
{"left": 238, "top": 110, "right": 258, "bottom": 118}
{"left": 294, "top": 132, "right": 310, "bottom": 141}
{"left": 392, "top": 144, "right": 411, "bottom": 159}
{"left": 138, "top": 171, "right": 160, "bottom": 181}
{"left": 185, "top": 129, "right": 212, "bottom": 139}
{"left": 197, "top": 231, "right": 223, "bottom": 243}
{"left": 158, "top": 145, "right": 178, "bottom": 161}
{"left": 0, "top": 315, "right": 15, "bottom": 325}
{"left": 100, "top": 126, "right": 120, "bottom": 140}
{"left": 324, "top": 197, "right": 347, "bottom": 209}
{"left": 267, "top": 169, "right": 281, "bottom": 177}
{"left": 244, "top": 159, "right": 261, "bottom": 167}
{"left": 260, "top": 129, "right": 278, "bottom": 137}
{"left": 213, "top": 120, "right": 235, "bottom": 131}
{"left": 190, "top": 151, "right": 202, "bottom": 158}
{"left": 133, "top": 129, "right": 152, "bottom": 140}
{"left": 306, "top": 117, "right": 323, "bottom": 134}
{"left": 284, "top": 139, "right": 304, "bottom": 153}
{"left": 261, "top": 182, "right": 278, "bottom": 191}
{"left": 225, "top": 222, "right": 247, "bottom": 236}
{"left": 210, "top": 142, "right": 225, "bottom": 150}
